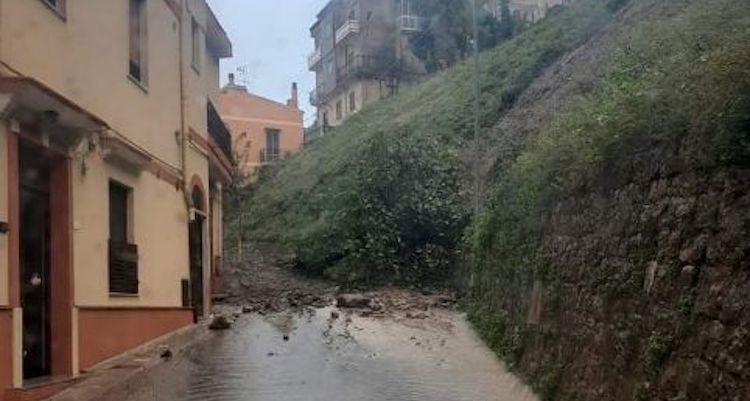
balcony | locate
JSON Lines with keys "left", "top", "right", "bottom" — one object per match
{"left": 337, "top": 55, "right": 397, "bottom": 82}
{"left": 207, "top": 100, "right": 233, "bottom": 162}
{"left": 335, "top": 19, "right": 360, "bottom": 44}
{"left": 308, "top": 48, "right": 322, "bottom": 69}
{"left": 399, "top": 15, "right": 425, "bottom": 32}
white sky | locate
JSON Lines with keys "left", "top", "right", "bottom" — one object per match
{"left": 207, "top": 0, "right": 330, "bottom": 126}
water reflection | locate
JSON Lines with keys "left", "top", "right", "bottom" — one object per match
{"left": 107, "top": 308, "right": 538, "bottom": 401}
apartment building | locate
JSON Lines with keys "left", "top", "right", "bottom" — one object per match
{"left": 308, "top": 0, "right": 425, "bottom": 128}
{"left": 216, "top": 74, "right": 304, "bottom": 179}
{"left": 489, "top": 0, "right": 569, "bottom": 23}
{"left": 0, "top": 1, "right": 232, "bottom": 399}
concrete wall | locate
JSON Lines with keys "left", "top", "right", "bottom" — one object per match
{"left": 317, "top": 80, "right": 384, "bottom": 127}
{"left": 77, "top": 307, "right": 192, "bottom": 369}
{"left": 0, "top": 0, "right": 183, "bottom": 169}
{"left": 0, "top": 0, "right": 224, "bottom": 310}
{"left": 72, "top": 154, "right": 191, "bottom": 307}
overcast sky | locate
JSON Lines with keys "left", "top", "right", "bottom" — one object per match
{"left": 207, "top": 0, "right": 329, "bottom": 126}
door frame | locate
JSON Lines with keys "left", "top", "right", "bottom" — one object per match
{"left": 10, "top": 134, "right": 74, "bottom": 384}
{"left": 188, "top": 177, "right": 208, "bottom": 322}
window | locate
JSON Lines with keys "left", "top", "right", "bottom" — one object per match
{"left": 336, "top": 100, "right": 343, "bottom": 120}
{"left": 109, "top": 181, "right": 138, "bottom": 295}
{"left": 128, "top": 0, "right": 148, "bottom": 85}
{"left": 191, "top": 18, "right": 202, "bottom": 73}
{"left": 40, "top": 0, "right": 66, "bottom": 18}
{"left": 264, "top": 129, "right": 281, "bottom": 161}
{"left": 349, "top": 91, "right": 357, "bottom": 112}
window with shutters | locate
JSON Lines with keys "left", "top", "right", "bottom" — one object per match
{"left": 128, "top": 0, "right": 148, "bottom": 86}
{"left": 109, "top": 181, "right": 138, "bottom": 295}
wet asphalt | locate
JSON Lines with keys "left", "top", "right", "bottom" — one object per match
{"left": 103, "top": 307, "right": 538, "bottom": 401}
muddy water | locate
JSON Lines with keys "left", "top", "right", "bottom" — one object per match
{"left": 106, "top": 308, "right": 538, "bottom": 401}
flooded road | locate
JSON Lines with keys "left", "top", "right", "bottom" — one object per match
{"left": 103, "top": 307, "right": 538, "bottom": 401}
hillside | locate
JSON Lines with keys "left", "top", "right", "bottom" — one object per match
{"left": 228, "top": 0, "right": 750, "bottom": 399}
{"left": 465, "top": 0, "right": 750, "bottom": 399}
{"left": 227, "top": 0, "right": 618, "bottom": 283}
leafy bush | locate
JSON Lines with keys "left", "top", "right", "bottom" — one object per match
{"left": 289, "top": 131, "right": 466, "bottom": 285}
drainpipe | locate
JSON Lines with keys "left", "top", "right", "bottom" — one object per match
{"left": 178, "top": 0, "right": 192, "bottom": 210}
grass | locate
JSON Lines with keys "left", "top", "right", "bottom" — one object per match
{"left": 464, "top": 0, "right": 750, "bottom": 397}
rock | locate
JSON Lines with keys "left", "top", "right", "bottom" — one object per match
{"left": 679, "top": 235, "right": 708, "bottom": 265}
{"left": 242, "top": 305, "right": 255, "bottom": 314}
{"left": 643, "top": 261, "right": 658, "bottom": 294}
{"left": 330, "top": 311, "right": 340, "bottom": 320}
{"left": 160, "top": 348, "right": 173, "bottom": 360}
{"left": 336, "top": 294, "right": 372, "bottom": 308}
{"left": 679, "top": 265, "right": 697, "bottom": 287}
{"left": 209, "top": 315, "right": 232, "bottom": 331}
{"left": 283, "top": 335, "right": 290, "bottom": 341}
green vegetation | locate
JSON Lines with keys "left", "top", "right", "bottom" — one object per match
{"left": 464, "top": 0, "right": 750, "bottom": 394}
{"left": 228, "top": 0, "right": 750, "bottom": 398}
{"left": 646, "top": 333, "right": 674, "bottom": 373}
{"left": 226, "top": 0, "right": 614, "bottom": 285}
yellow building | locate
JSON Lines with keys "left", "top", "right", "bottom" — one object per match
{"left": 0, "top": 0, "right": 232, "bottom": 399}
{"left": 217, "top": 74, "right": 304, "bottom": 179}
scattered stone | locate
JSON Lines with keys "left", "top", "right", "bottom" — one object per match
{"left": 336, "top": 294, "right": 372, "bottom": 308}
{"left": 160, "top": 348, "right": 173, "bottom": 360}
{"left": 267, "top": 352, "right": 275, "bottom": 357}
{"left": 242, "top": 305, "right": 255, "bottom": 314}
{"left": 283, "top": 335, "right": 290, "bottom": 341}
{"left": 330, "top": 311, "right": 340, "bottom": 320}
{"left": 209, "top": 315, "right": 232, "bottom": 331}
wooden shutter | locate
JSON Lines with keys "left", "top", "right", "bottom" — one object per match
{"left": 109, "top": 241, "right": 139, "bottom": 294}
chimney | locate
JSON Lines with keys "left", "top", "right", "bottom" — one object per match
{"left": 287, "top": 82, "right": 299, "bottom": 109}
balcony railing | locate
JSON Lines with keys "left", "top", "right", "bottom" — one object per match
{"left": 337, "top": 55, "right": 398, "bottom": 82}
{"left": 308, "top": 48, "right": 322, "bottom": 69}
{"left": 260, "top": 148, "right": 281, "bottom": 164}
{"left": 207, "top": 100, "right": 233, "bottom": 162}
{"left": 399, "top": 15, "right": 425, "bottom": 32}
{"left": 335, "top": 19, "right": 360, "bottom": 44}
{"left": 309, "top": 88, "right": 320, "bottom": 106}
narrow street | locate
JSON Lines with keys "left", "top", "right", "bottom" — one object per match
{"left": 95, "top": 246, "right": 539, "bottom": 401}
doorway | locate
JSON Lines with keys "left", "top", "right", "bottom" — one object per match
{"left": 189, "top": 187, "right": 205, "bottom": 322}
{"left": 19, "top": 144, "right": 52, "bottom": 381}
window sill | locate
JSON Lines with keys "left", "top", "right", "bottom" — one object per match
{"left": 109, "top": 293, "right": 139, "bottom": 298}
{"left": 127, "top": 74, "right": 149, "bottom": 94}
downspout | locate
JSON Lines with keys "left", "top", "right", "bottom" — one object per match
{"left": 178, "top": 0, "right": 191, "bottom": 210}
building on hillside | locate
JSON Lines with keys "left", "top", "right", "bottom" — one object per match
{"left": 308, "top": 0, "right": 426, "bottom": 129}
{"left": 0, "top": 0, "right": 232, "bottom": 398}
{"left": 216, "top": 74, "right": 304, "bottom": 179}
{"left": 489, "top": 0, "right": 569, "bottom": 23}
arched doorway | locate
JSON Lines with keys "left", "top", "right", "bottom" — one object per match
{"left": 188, "top": 184, "right": 206, "bottom": 322}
